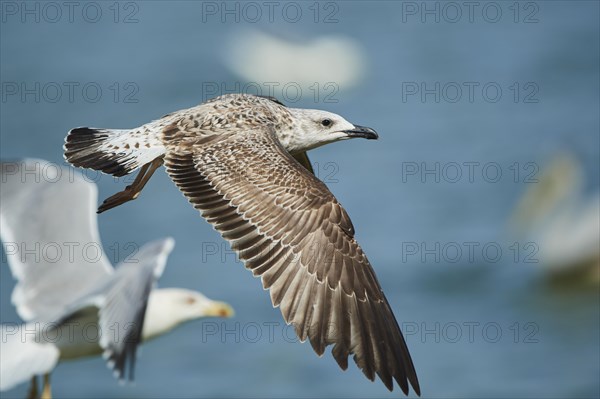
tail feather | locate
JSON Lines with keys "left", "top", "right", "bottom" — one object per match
{"left": 64, "top": 127, "right": 164, "bottom": 177}
{"left": 65, "top": 128, "right": 138, "bottom": 177}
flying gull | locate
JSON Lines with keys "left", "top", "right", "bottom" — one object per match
{"left": 0, "top": 160, "right": 234, "bottom": 398}
{"left": 64, "top": 94, "right": 421, "bottom": 395}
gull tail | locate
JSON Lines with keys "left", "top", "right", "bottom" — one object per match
{"left": 64, "top": 127, "right": 163, "bottom": 177}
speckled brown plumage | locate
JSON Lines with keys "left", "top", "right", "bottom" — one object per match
{"left": 63, "top": 93, "right": 420, "bottom": 395}
{"left": 163, "top": 125, "right": 419, "bottom": 395}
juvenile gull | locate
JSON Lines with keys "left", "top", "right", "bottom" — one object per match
{"left": 0, "top": 160, "right": 234, "bottom": 398}
{"left": 64, "top": 94, "right": 420, "bottom": 395}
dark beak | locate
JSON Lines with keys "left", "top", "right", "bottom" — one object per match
{"left": 343, "top": 125, "right": 379, "bottom": 140}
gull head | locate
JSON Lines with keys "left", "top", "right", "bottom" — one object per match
{"left": 280, "top": 108, "right": 378, "bottom": 153}
{"left": 142, "top": 288, "right": 234, "bottom": 341}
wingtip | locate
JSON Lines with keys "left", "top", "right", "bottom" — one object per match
{"left": 381, "top": 376, "right": 394, "bottom": 392}
{"left": 412, "top": 379, "right": 422, "bottom": 397}
{"left": 393, "top": 374, "right": 421, "bottom": 396}
{"left": 163, "top": 237, "right": 176, "bottom": 253}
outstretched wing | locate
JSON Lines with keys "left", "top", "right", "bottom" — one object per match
{"left": 162, "top": 127, "right": 419, "bottom": 394}
{"left": 89, "top": 237, "right": 174, "bottom": 381}
{"left": 54, "top": 238, "right": 174, "bottom": 381}
{"left": 0, "top": 159, "right": 113, "bottom": 322}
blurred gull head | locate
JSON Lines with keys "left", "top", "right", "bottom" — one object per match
{"left": 143, "top": 288, "right": 235, "bottom": 340}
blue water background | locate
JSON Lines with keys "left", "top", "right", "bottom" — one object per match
{"left": 1, "top": 2, "right": 598, "bottom": 398}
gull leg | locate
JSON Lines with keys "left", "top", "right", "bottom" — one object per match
{"left": 27, "top": 376, "right": 38, "bottom": 399}
{"left": 97, "top": 157, "right": 164, "bottom": 214}
{"left": 97, "top": 162, "right": 149, "bottom": 213}
{"left": 40, "top": 374, "right": 51, "bottom": 399}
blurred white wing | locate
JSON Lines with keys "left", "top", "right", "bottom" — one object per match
{"left": 0, "top": 160, "right": 113, "bottom": 322}
{"left": 0, "top": 323, "right": 60, "bottom": 391}
{"left": 56, "top": 238, "right": 175, "bottom": 381}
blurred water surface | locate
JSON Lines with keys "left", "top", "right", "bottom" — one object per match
{"left": 1, "top": 1, "right": 598, "bottom": 398}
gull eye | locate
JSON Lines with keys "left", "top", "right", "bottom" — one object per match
{"left": 321, "top": 119, "right": 332, "bottom": 127}
{"left": 185, "top": 297, "right": 196, "bottom": 305}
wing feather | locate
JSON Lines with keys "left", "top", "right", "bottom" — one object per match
{"left": 163, "top": 127, "right": 419, "bottom": 395}
{"left": 99, "top": 238, "right": 173, "bottom": 381}
{"left": 0, "top": 160, "right": 113, "bottom": 322}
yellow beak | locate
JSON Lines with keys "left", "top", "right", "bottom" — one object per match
{"left": 205, "top": 301, "right": 235, "bottom": 318}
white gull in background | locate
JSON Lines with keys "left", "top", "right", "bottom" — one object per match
{"left": 0, "top": 159, "right": 234, "bottom": 398}
{"left": 510, "top": 153, "right": 600, "bottom": 283}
